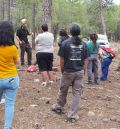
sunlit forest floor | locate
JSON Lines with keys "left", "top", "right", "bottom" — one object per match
{"left": 0, "top": 42, "right": 120, "bottom": 129}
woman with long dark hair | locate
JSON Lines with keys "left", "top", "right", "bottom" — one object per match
{"left": 86, "top": 33, "right": 99, "bottom": 84}
{"left": 52, "top": 24, "right": 88, "bottom": 122}
{"left": 58, "top": 29, "right": 69, "bottom": 55}
{"left": 0, "top": 21, "right": 19, "bottom": 129}
{"left": 58, "top": 29, "right": 69, "bottom": 46}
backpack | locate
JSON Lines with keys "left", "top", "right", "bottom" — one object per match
{"left": 100, "top": 46, "right": 116, "bottom": 59}
{"left": 27, "top": 65, "right": 37, "bottom": 72}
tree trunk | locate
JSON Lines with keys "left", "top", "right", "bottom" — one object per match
{"left": 100, "top": 0, "right": 107, "bottom": 35}
{"left": 32, "top": 1, "right": 36, "bottom": 49}
{"left": 0, "top": 0, "right": 5, "bottom": 20}
{"left": 10, "top": 0, "right": 14, "bottom": 7}
{"left": 7, "top": 0, "right": 11, "bottom": 21}
{"left": 101, "top": 10, "right": 106, "bottom": 35}
{"left": 41, "top": 0, "right": 52, "bottom": 32}
{"left": 0, "top": 1, "right": 2, "bottom": 20}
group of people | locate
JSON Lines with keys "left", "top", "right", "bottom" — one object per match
{"left": 52, "top": 25, "right": 115, "bottom": 122}
{"left": 0, "top": 19, "right": 55, "bottom": 129}
{"left": 0, "top": 19, "right": 116, "bottom": 129}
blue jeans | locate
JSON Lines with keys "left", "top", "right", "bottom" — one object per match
{"left": 0, "top": 76, "right": 19, "bottom": 129}
{"left": 100, "top": 58, "right": 112, "bottom": 81}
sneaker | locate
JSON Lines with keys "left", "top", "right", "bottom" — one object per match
{"left": 51, "top": 104, "right": 64, "bottom": 115}
{"left": 67, "top": 115, "right": 79, "bottom": 123}
{"left": 41, "top": 82, "right": 47, "bottom": 87}
{"left": 0, "top": 98, "right": 5, "bottom": 104}
{"left": 48, "top": 80, "right": 54, "bottom": 86}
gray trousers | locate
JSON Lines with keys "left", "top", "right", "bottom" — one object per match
{"left": 88, "top": 56, "right": 99, "bottom": 82}
{"left": 57, "top": 71, "right": 84, "bottom": 118}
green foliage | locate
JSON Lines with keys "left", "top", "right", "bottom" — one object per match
{"left": 1, "top": 0, "right": 120, "bottom": 36}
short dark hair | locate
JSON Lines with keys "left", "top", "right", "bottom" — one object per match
{"left": 41, "top": 24, "right": 48, "bottom": 32}
{"left": 0, "top": 21, "right": 14, "bottom": 46}
{"left": 70, "top": 23, "right": 80, "bottom": 36}
{"left": 59, "top": 29, "right": 68, "bottom": 37}
{"left": 70, "top": 24, "right": 81, "bottom": 46}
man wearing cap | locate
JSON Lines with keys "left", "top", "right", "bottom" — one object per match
{"left": 16, "top": 19, "right": 32, "bottom": 66}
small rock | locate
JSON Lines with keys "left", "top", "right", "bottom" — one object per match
{"left": 87, "top": 111, "right": 95, "bottom": 116}
{"left": 96, "top": 95, "right": 101, "bottom": 99}
{"left": 19, "top": 107, "right": 24, "bottom": 111}
{"left": 81, "top": 97, "right": 87, "bottom": 100}
{"left": 46, "top": 100, "right": 50, "bottom": 104}
{"left": 48, "top": 87, "right": 51, "bottom": 90}
{"left": 116, "top": 119, "right": 120, "bottom": 123}
{"left": 34, "top": 79, "right": 40, "bottom": 83}
{"left": 109, "top": 128, "right": 118, "bottom": 129}
{"left": 35, "top": 123, "right": 39, "bottom": 129}
{"left": 105, "top": 96, "right": 113, "bottom": 101}
{"left": 30, "top": 104, "right": 38, "bottom": 107}
{"left": 37, "top": 90, "right": 40, "bottom": 93}
{"left": 40, "top": 97, "right": 51, "bottom": 101}
{"left": 110, "top": 116, "right": 117, "bottom": 122}
{"left": 115, "top": 95, "right": 120, "bottom": 99}
{"left": 98, "top": 113, "right": 103, "bottom": 117}
{"left": 103, "top": 118, "right": 109, "bottom": 123}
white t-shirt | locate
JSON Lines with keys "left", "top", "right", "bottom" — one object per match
{"left": 99, "top": 47, "right": 109, "bottom": 59}
{"left": 35, "top": 32, "right": 54, "bottom": 53}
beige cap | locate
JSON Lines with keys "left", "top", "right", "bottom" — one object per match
{"left": 21, "top": 19, "right": 27, "bottom": 25}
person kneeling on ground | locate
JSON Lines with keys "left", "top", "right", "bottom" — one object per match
{"left": 0, "top": 21, "right": 19, "bottom": 129}
{"left": 52, "top": 23, "right": 88, "bottom": 122}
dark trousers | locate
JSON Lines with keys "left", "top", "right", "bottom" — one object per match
{"left": 20, "top": 44, "right": 32, "bottom": 65}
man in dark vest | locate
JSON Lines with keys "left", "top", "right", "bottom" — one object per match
{"left": 16, "top": 19, "right": 32, "bottom": 66}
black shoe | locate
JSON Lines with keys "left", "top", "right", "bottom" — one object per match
{"left": 66, "top": 115, "right": 79, "bottom": 123}
{"left": 52, "top": 104, "right": 64, "bottom": 115}
{"left": 52, "top": 108, "right": 63, "bottom": 114}
{"left": 67, "top": 118, "right": 77, "bottom": 123}
{"left": 94, "top": 80, "right": 99, "bottom": 85}
{"left": 86, "top": 81, "right": 93, "bottom": 85}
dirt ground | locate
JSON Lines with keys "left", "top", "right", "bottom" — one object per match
{"left": 0, "top": 43, "right": 120, "bottom": 129}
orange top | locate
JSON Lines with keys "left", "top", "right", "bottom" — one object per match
{"left": 0, "top": 45, "right": 19, "bottom": 78}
